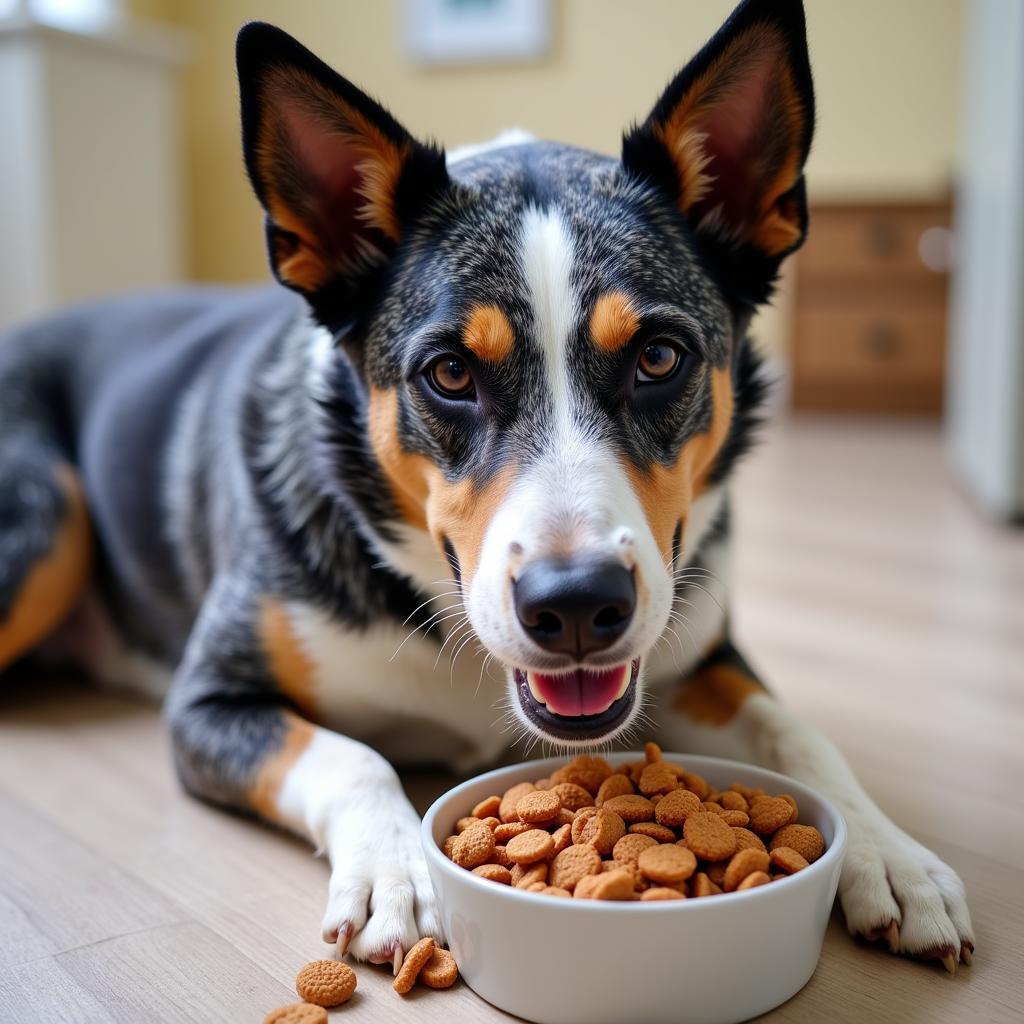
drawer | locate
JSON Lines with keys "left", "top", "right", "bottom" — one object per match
{"left": 792, "top": 300, "right": 946, "bottom": 414}
{"left": 799, "top": 205, "right": 951, "bottom": 283}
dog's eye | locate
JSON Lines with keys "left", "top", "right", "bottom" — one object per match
{"left": 427, "top": 354, "right": 475, "bottom": 399}
{"left": 636, "top": 341, "right": 682, "bottom": 383}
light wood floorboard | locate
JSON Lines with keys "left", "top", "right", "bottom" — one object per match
{"left": 1, "top": 416, "right": 1022, "bottom": 1022}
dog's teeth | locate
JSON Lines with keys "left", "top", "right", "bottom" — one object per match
{"left": 526, "top": 672, "right": 546, "bottom": 705}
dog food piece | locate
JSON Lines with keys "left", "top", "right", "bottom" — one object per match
{"left": 511, "top": 862, "right": 548, "bottom": 888}
{"left": 443, "top": 745, "right": 827, "bottom": 904}
{"left": 612, "top": 833, "right": 658, "bottom": 863}
{"left": 572, "top": 873, "right": 605, "bottom": 899}
{"left": 505, "top": 828, "right": 555, "bottom": 865}
{"left": 452, "top": 823, "right": 495, "bottom": 868}
{"left": 541, "top": 885, "right": 572, "bottom": 898}
{"left": 419, "top": 948, "right": 459, "bottom": 989}
{"left": 472, "top": 863, "right": 512, "bottom": 884}
{"left": 516, "top": 790, "right": 561, "bottom": 824}
{"left": 683, "top": 811, "right": 738, "bottom": 861}
{"left": 691, "top": 872, "right": 722, "bottom": 898}
{"left": 577, "top": 807, "right": 626, "bottom": 854}
{"left": 472, "top": 795, "right": 501, "bottom": 819}
{"left": 731, "top": 827, "right": 767, "bottom": 854}
{"left": 749, "top": 797, "right": 797, "bottom": 836}
{"left": 551, "top": 782, "right": 594, "bottom": 811}
{"left": 638, "top": 761, "right": 678, "bottom": 796}
{"left": 720, "top": 810, "right": 750, "bottom": 828}
{"left": 601, "top": 794, "right": 656, "bottom": 823}
{"left": 655, "top": 788, "right": 703, "bottom": 827}
{"left": 596, "top": 773, "right": 635, "bottom": 805}
{"left": 641, "top": 886, "right": 687, "bottom": 901}
{"left": 680, "top": 772, "right": 710, "bottom": 800}
{"left": 499, "top": 782, "right": 536, "bottom": 823}
{"left": 769, "top": 824, "right": 825, "bottom": 863}
{"left": 719, "top": 791, "right": 749, "bottom": 813}
{"left": 637, "top": 844, "right": 697, "bottom": 885}
{"left": 263, "top": 1004, "right": 328, "bottom": 1024}
{"left": 493, "top": 821, "right": 532, "bottom": 843}
{"left": 591, "top": 868, "right": 635, "bottom": 900}
{"left": 549, "top": 844, "right": 602, "bottom": 891}
{"left": 629, "top": 821, "right": 677, "bottom": 843}
{"left": 723, "top": 849, "right": 771, "bottom": 892}
{"left": 770, "top": 846, "right": 810, "bottom": 874}
{"left": 553, "top": 756, "right": 614, "bottom": 795}
{"left": 294, "top": 960, "right": 357, "bottom": 1008}
{"left": 488, "top": 845, "right": 513, "bottom": 868}
{"left": 737, "top": 870, "right": 772, "bottom": 891}
{"left": 550, "top": 822, "right": 573, "bottom": 855}
{"left": 393, "top": 937, "right": 435, "bottom": 995}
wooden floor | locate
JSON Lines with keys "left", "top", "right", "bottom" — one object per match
{"left": 2, "top": 416, "right": 1022, "bottom": 1023}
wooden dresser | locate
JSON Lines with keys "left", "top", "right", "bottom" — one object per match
{"left": 791, "top": 200, "right": 952, "bottom": 415}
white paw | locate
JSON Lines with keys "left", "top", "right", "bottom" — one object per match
{"left": 840, "top": 812, "right": 975, "bottom": 970}
{"left": 319, "top": 788, "right": 443, "bottom": 967}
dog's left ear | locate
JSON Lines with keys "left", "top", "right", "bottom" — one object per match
{"left": 237, "top": 22, "right": 449, "bottom": 325}
{"left": 622, "top": 0, "right": 814, "bottom": 304}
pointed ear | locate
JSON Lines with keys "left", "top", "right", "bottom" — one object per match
{"left": 237, "top": 22, "right": 449, "bottom": 322}
{"left": 622, "top": 0, "right": 814, "bottom": 302}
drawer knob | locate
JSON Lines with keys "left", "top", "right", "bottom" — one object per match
{"left": 863, "top": 323, "right": 903, "bottom": 359}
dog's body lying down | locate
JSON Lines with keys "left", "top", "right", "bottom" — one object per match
{"left": 0, "top": 0, "right": 972, "bottom": 969}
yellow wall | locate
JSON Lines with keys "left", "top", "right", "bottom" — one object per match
{"left": 140, "top": 0, "right": 965, "bottom": 324}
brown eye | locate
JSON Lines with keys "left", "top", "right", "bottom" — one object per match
{"left": 636, "top": 341, "right": 682, "bottom": 383}
{"left": 428, "top": 354, "right": 475, "bottom": 398}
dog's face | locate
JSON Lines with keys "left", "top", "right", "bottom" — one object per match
{"left": 237, "top": 0, "right": 813, "bottom": 746}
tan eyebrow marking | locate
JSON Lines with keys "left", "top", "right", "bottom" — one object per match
{"left": 462, "top": 303, "right": 515, "bottom": 363}
{"left": 590, "top": 291, "right": 641, "bottom": 353}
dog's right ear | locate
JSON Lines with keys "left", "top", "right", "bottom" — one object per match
{"left": 237, "top": 22, "right": 449, "bottom": 325}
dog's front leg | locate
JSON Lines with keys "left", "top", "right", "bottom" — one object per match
{"left": 650, "top": 639, "right": 974, "bottom": 969}
{"left": 164, "top": 581, "right": 441, "bottom": 965}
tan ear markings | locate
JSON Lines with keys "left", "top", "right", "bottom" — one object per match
{"left": 653, "top": 22, "right": 806, "bottom": 255}
{"left": 590, "top": 292, "right": 641, "bottom": 354}
{"left": 463, "top": 304, "right": 515, "bottom": 363}
{"left": 0, "top": 463, "right": 92, "bottom": 671}
{"left": 257, "top": 66, "right": 411, "bottom": 290}
{"left": 672, "top": 661, "right": 763, "bottom": 726}
{"left": 247, "top": 711, "right": 316, "bottom": 824}
{"left": 623, "top": 365, "right": 735, "bottom": 561}
{"left": 258, "top": 597, "right": 319, "bottom": 720}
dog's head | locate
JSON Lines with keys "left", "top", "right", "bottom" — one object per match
{"left": 237, "top": 0, "right": 814, "bottom": 746}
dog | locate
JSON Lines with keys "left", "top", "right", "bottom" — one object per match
{"left": 0, "top": 0, "right": 973, "bottom": 971}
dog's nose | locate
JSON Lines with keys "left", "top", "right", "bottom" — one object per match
{"left": 514, "top": 556, "right": 635, "bottom": 660}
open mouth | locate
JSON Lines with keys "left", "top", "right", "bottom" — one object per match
{"left": 513, "top": 658, "right": 640, "bottom": 742}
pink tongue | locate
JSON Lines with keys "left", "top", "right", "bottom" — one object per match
{"left": 532, "top": 666, "right": 628, "bottom": 716}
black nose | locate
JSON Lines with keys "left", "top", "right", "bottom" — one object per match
{"left": 514, "top": 556, "right": 635, "bottom": 660}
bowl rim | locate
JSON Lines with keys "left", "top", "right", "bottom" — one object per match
{"left": 420, "top": 751, "right": 848, "bottom": 913}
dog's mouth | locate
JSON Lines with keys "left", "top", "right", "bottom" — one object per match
{"left": 513, "top": 658, "right": 640, "bottom": 742}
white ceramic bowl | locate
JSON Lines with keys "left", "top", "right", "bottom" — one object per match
{"left": 422, "top": 752, "right": 846, "bottom": 1024}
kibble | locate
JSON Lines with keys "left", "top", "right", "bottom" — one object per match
{"left": 444, "top": 746, "right": 826, "bottom": 901}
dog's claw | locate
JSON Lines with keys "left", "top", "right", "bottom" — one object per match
{"left": 393, "top": 945, "right": 404, "bottom": 976}
{"left": 337, "top": 922, "right": 353, "bottom": 957}
{"left": 941, "top": 954, "right": 957, "bottom": 975}
{"left": 960, "top": 943, "right": 973, "bottom": 965}
{"left": 884, "top": 920, "right": 899, "bottom": 952}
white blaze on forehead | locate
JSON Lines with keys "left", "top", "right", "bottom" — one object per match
{"left": 519, "top": 205, "right": 579, "bottom": 435}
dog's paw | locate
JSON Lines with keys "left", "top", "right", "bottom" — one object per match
{"left": 319, "top": 791, "right": 443, "bottom": 969}
{"left": 840, "top": 814, "right": 974, "bottom": 972}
